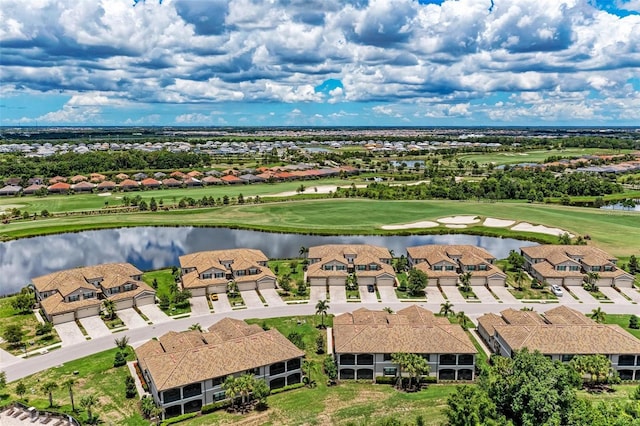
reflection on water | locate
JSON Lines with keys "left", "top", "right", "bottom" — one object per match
{"left": 0, "top": 227, "right": 537, "bottom": 296}
{"left": 600, "top": 203, "right": 640, "bottom": 212}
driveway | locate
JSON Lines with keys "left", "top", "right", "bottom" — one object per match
{"left": 620, "top": 287, "right": 640, "bottom": 303}
{"left": 260, "top": 288, "right": 286, "bottom": 307}
{"left": 117, "top": 308, "right": 148, "bottom": 329}
{"left": 472, "top": 286, "right": 499, "bottom": 303}
{"left": 212, "top": 293, "right": 232, "bottom": 313}
{"left": 78, "top": 316, "right": 111, "bottom": 339}
{"left": 567, "top": 286, "right": 598, "bottom": 303}
{"left": 359, "top": 285, "right": 379, "bottom": 304}
{"left": 241, "top": 290, "right": 265, "bottom": 309}
{"left": 54, "top": 322, "right": 86, "bottom": 347}
{"left": 490, "top": 286, "right": 520, "bottom": 304}
{"left": 310, "top": 286, "right": 327, "bottom": 303}
{"left": 329, "top": 286, "right": 346, "bottom": 303}
{"left": 137, "top": 304, "right": 170, "bottom": 324}
{"left": 378, "top": 286, "right": 399, "bottom": 304}
{"left": 599, "top": 287, "right": 632, "bottom": 304}
{"left": 440, "top": 286, "right": 466, "bottom": 303}
{"left": 190, "top": 296, "right": 211, "bottom": 316}
{"left": 425, "top": 286, "right": 446, "bottom": 305}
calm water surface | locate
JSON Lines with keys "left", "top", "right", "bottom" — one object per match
{"left": 0, "top": 227, "right": 537, "bottom": 295}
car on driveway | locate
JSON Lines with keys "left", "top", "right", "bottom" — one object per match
{"left": 551, "top": 285, "right": 563, "bottom": 296}
{"left": 367, "top": 285, "right": 375, "bottom": 293}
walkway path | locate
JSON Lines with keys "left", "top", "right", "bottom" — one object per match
{"left": 599, "top": 287, "right": 632, "bottom": 305}
{"left": 620, "top": 287, "right": 640, "bottom": 304}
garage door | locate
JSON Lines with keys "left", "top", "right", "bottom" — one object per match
{"left": 76, "top": 306, "right": 100, "bottom": 319}
{"left": 564, "top": 277, "right": 583, "bottom": 286}
{"left": 52, "top": 311, "right": 75, "bottom": 324}
{"left": 135, "top": 294, "right": 155, "bottom": 306}
{"left": 470, "top": 277, "right": 485, "bottom": 286}
{"left": 439, "top": 277, "right": 457, "bottom": 286}
{"left": 309, "top": 278, "right": 326, "bottom": 286}
{"left": 377, "top": 277, "right": 394, "bottom": 287}
{"left": 257, "top": 278, "right": 276, "bottom": 290}
{"left": 613, "top": 277, "right": 633, "bottom": 288}
{"left": 189, "top": 287, "right": 206, "bottom": 297}
{"left": 328, "top": 277, "right": 346, "bottom": 286}
{"left": 237, "top": 281, "right": 256, "bottom": 291}
{"left": 115, "top": 299, "right": 134, "bottom": 310}
{"left": 488, "top": 277, "right": 505, "bottom": 287}
{"left": 358, "top": 276, "right": 375, "bottom": 285}
{"left": 207, "top": 284, "right": 226, "bottom": 294}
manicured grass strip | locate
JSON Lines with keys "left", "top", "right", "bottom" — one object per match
{"left": 602, "top": 313, "right": 640, "bottom": 339}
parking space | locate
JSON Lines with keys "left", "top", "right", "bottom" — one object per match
{"left": 79, "top": 316, "right": 111, "bottom": 339}
{"left": 440, "top": 286, "right": 466, "bottom": 303}
{"left": 260, "top": 288, "right": 286, "bottom": 306}
{"left": 489, "top": 286, "right": 520, "bottom": 304}
{"left": 212, "top": 293, "right": 232, "bottom": 313}
{"left": 425, "top": 286, "right": 446, "bottom": 305}
{"left": 116, "top": 308, "right": 147, "bottom": 329}
{"left": 329, "top": 286, "right": 346, "bottom": 303}
{"left": 137, "top": 304, "right": 170, "bottom": 324}
{"left": 620, "top": 287, "right": 640, "bottom": 304}
{"left": 240, "top": 290, "right": 265, "bottom": 309}
{"left": 471, "top": 286, "right": 499, "bottom": 303}
{"left": 359, "top": 285, "right": 379, "bottom": 303}
{"left": 54, "top": 322, "right": 86, "bottom": 346}
{"left": 190, "top": 296, "right": 211, "bottom": 316}
{"left": 567, "top": 286, "right": 598, "bottom": 303}
{"left": 310, "top": 286, "right": 327, "bottom": 303}
{"left": 378, "top": 286, "right": 399, "bottom": 303}
{"left": 599, "top": 287, "right": 632, "bottom": 304}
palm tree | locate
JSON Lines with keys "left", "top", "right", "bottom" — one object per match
{"left": 591, "top": 307, "right": 606, "bottom": 324}
{"left": 114, "top": 335, "right": 129, "bottom": 351}
{"left": 459, "top": 272, "right": 472, "bottom": 292}
{"left": 439, "top": 301, "right": 455, "bottom": 317}
{"left": 383, "top": 307, "right": 394, "bottom": 314}
{"left": 62, "top": 377, "right": 76, "bottom": 411}
{"left": 80, "top": 394, "right": 98, "bottom": 423}
{"left": 391, "top": 353, "right": 409, "bottom": 389}
{"left": 222, "top": 376, "right": 241, "bottom": 408}
{"left": 585, "top": 272, "right": 600, "bottom": 292}
{"left": 140, "top": 395, "right": 156, "bottom": 418}
{"left": 299, "top": 246, "right": 308, "bottom": 257}
{"left": 42, "top": 381, "right": 58, "bottom": 407}
{"left": 188, "top": 323, "right": 202, "bottom": 332}
{"left": 456, "top": 311, "right": 468, "bottom": 329}
{"left": 315, "top": 299, "right": 330, "bottom": 329}
{"left": 102, "top": 299, "right": 116, "bottom": 320}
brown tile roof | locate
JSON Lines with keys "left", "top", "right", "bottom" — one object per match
{"left": 407, "top": 245, "right": 497, "bottom": 263}
{"left": 521, "top": 245, "right": 617, "bottom": 263}
{"left": 115, "top": 173, "right": 129, "bottom": 180}
{"left": 333, "top": 306, "right": 476, "bottom": 355}
{"left": 49, "top": 176, "right": 67, "bottom": 184}
{"left": 495, "top": 324, "right": 640, "bottom": 355}
{"left": 47, "top": 182, "right": 71, "bottom": 191}
{"left": 221, "top": 174, "right": 243, "bottom": 183}
{"left": 187, "top": 170, "right": 203, "bottom": 177}
{"left": 202, "top": 176, "right": 222, "bottom": 184}
{"left": 70, "top": 175, "right": 87, "bottom": 183}
{"left": 40, "top": 292, "right": 101, "bottom": 315}
{"left": 542, "top": 306, "right": 595, "bottom": 325}
{"left": 135, "top": 319, "right": 304, "bottom": 391}
{"left": 119, "top": 179, "right": 139, "bottom": 188}
{"left": 97, "top": 180, "right": 116, "bottom": 189}
{"left": 72, "top": 181, "right": 95, "bottom": 190}
{"left": 33, "top": 263, "right": 143, "bottom": 293}
{"left": 308, "top": 244, "right": 392, "bottom": 261}
{"left": 500, "top": 308, "right": 547, "bottom": 325}
{"left": 140, "top": 178, "right": 161, "bottom": 186}
{"left": 477, "top": 313, "right": 507, "bottom": 336}
{"left": 531, "top": 261, "right": 583, "bottom": 278}
{"left": 161, "top": 178, "right": 182, "bottom": 186}
{"left": 23, "top": 184, "right": 45, "bottom": 193}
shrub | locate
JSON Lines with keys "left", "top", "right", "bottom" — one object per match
{"left": 201, "top": 399, "right": 232, "bottom": 414}
{"left": 125, "top": 375, "right": 137, "bottom": 399}
{"left": 323, "top": 356, "right": 338, "bottom": 380}
{"left": 114, "top": 351, "right": 127, "bottom": 367}
{"left": 160, "top": 412, "right": 198, "bottom": 425}
{"left": 269, "top": 382, "right": 305, "bottom": 395}
{"left": 630, "top": 315, "right": 639, "bottom": 330}
{"left": 374, "top": 376, "right": 396, "bottom": 385}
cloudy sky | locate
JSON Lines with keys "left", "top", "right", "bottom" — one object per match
{"left": 1, "top": 0, "right": 639, "bottom": 127}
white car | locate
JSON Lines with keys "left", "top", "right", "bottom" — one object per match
{"left": 551, "top": 285, "right": 563, "bottom": 296}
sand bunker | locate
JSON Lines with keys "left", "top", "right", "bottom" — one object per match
{"left": 446, "top": 224, "right": 468, "bottom": 228}
{"left": 381, "top": 221, "right": 439, "bottom": 230}
{"left": 437, "top": 215, "right": 480, "bottom": 224}
{"left": 97, "top": 192, "right": 111, "bottom": 197}
{"left": 483, "top": 218, "right": 516, "bottom": 227}
{"left": 264, "top": 184, "right": 367, "bottom": 198}
{"left": 511, "top": 222, "right": 574, "bottom": 237}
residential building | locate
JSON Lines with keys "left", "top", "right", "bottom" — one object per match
{"left": 0, "top": 185, "right": 22, "bottom": 196}
{"left": 406, "top": 245, "right": 506, "bottom": 286}
{"left": 332, "top": 306, "right": 477, "bottom": 381}
{"left": 306, "top": 244, "right": 395, "bottom": 287}
{"left": 179, "top": 249, "right": 276, "bottom": 296}
{"left": 477, "top": 306, "right": 640, "bottom": 380}
{"left": 520, "top": 245, "right": 634, "bottom": 287}
{"left": 135, "top": 318, "right": 305, "bottom": 418}
{"left": 47, "top": 182, "right": 71, "bottom": 194}
{"left": 32, "top": 263, "right": 155, "bottom": 324}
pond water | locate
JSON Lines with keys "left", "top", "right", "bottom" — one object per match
{"left": 0, "top": 227, "right": 537, "bottom": 296}
{"left": 390, "top": 160, "right": 424, "bottom": 168}
{"left": 600, "top": 203, "right": 640, "bottom": 212}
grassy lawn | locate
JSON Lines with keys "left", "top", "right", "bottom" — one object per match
{"left": 0, "top": 296, "right": 61, "bottom": 355}
{"left": 141, "top": 269, "right": 190, "bottom": 316}
{"left": 506, "top": 272, "right": 558, "bottom": 300}
{"left": 0, "top": 347, "right": 146, "bottom": 425}
{"left": 227, "top": 292, "right": 245, "bottom": 307}
{"left": 457, "top": 148, "right": 634, "bottom": 166}
{"left": 268, "top": 259, "right": 309, "bottom": 301}
{"left": 458, "top": 287, "right": 478, "bottom": 300}
{"left": 602, "top": 314, "right": 640, "bottom": 339}
{"left": 346, "top": 288, "right": 360, "bottom": 301}
{"left": 578, "top": 384, "right": 639, "bottom": 403}
{"left": 2, "top": 199, "right": 638, "bottom": 258}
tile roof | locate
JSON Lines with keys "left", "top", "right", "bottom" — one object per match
{"left": 40, "top": 293, "right": 102, "bottom": 315}
{"left": 308, "top": 244, "right": 392, "bottom": 261}
{"left": 47, "top": 182, "right": 71, "bottom": 191}
{"left": 33, "top": 263, "right": 143, "bottom": 293}
{"left": 407, "top": 245, "right": 497, "bottom": 262}
{"left": 135, "top": 319, "right": 304, "bottom": 391}
{"left": 500, "top": 308, "right": 547, "bottom": 325}
{"left": 543, "top": 306, "right": 595, "bottom": 325}
{"left": 333, "top": 306, "right": 476, "bottom": 355}
{"left": 521, "top": 245, "right": 616, "bottom": 262}
{"left": 477, "top": 313, "right": 507, "bottom": 336}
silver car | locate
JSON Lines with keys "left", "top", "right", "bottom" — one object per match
{"left": 551, "top": 285, "right": 563, "bottom": 296}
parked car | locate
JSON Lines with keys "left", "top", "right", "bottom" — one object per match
{"left": 367, "top": 285, "right": 375, "bottom": 293}
{"left": 210, "top": 293, "right": 219, "bottom": 301}
{"left": 551, "top": 285, "right": 563, "bottom": 296}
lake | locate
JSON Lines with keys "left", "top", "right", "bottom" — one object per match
{"left": 0, "top": 227, "right": 537, "bottom": 296}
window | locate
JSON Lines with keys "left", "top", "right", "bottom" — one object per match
{"left": 457, "top": 369, "right": 473, "bottom": 380}
{"left": 68, "top": 295, "right": 80, "bottom": 302}
{"left": 83, "top": 292, "right": 94, "bottom": 299}
{"left": 433, "top": 266, "right": 443, "bottom": 271}
{"left": 479, "top": 264, "right": 487, "bottom": 271}
{"left": 212, "top": 376, "right": 226, "bottom": 387}
{"left": 467, "top": 265, "right": 476, "bottom": 271}
{"left": 270, "top": 362, "right": 286, "bottom": 376}
{"left": 323, "top": 265, "right": 333, "bottom": 271}
{"left": 357, "top": 354, "right": 374, "bottom": 365}
{"left": 357, "top": 265, "right": 366, "bottom": 271}
{"left": 604, "top": 266, "right": 613, "bottom": 271}
{"left": 236, "top": 270, "right": 245, "bottom": 276}
{"left": 569, "top": 266, "right": 580, "bottom": 271}
{"left": 383, "top": 367, "right": 397, "bottom": 376}
{"left": 340, "top": 354, "right": 356, "bottom": 365}
{"left": 370, "top": 264, "right": 379, "bottom": 271}
{"left": 213, "top": 391, "right": 226, "bottom": 402}
{"left": 421, "top": 354, "right": 431, "bottom": 362}
{"left": 458, "top": 354, "right": 474, "bottom": 365}
{"left": 163, "top": 388, "right": 181, "bottom": 404}
{"left": 357, "top": 369, "right": 373, "bottom": 380}
{"left": 336, "top": 265, "right": 346, "bottom": 270}
{"left": 202, "top": 273, "right": 212, "bottom": 279}
{"left": 287, "top": 358, "right": 301, "bottom": 371}
{"left": 619, "top": 355, "right": 635, "bottom": 366}
{"left": 439, "top": 354, "right": 456, "bottom": 365}
{"left": 250, "top": 268, "right": 259, "bottom": 275}
{"left": 556, "top": 266, "right": 567, "bottom": 271}
{"left": 445, "top": 265, "right": 455, "bottom": 271}
{"left": 111, "top": 287, "right": 121, "bottom": 294}
{"left": 123, "top": 283, "right": 134, "bottom": 291}
{"left": 383, "top": 353, "right": 392, "bottom": 361}
{"left": 270, "top": 377, "right": 286, "bottom": 390}
{"left": 561, "top": 354, "right": 575, "bottom": 362}
{"left": 182, "top": 383, "right": 202, "bottom": 399}
{"left": 592, "top": 266, "right": 602, "bottom": 272}
{"left": 214, "top": 273, "right": 224, "bottom": 278}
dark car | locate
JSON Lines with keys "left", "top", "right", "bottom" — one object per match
{"left": 367, "top": 285, "right": 375, "bottom": 293}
